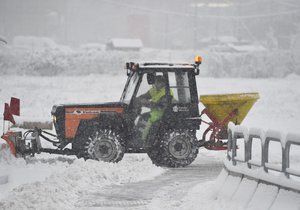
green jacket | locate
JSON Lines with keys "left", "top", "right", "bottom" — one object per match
{"left": 148, "top": 87, "right": 167, "bottom": 123}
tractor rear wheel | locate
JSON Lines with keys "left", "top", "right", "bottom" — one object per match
{"left": 148, "top": 130, "right": 198, "bottom": 168}
{"left": 83, "top": 127, "right": 125, "bottom": 163}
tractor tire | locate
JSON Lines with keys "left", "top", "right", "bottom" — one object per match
{"left": 147, "top": 130, "right": 198, "bottom": 168}
{"left": 83, "top": 127, "right": 125, "bottom": 163}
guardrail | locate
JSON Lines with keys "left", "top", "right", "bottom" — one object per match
{"left": 224, "top": 122, "right": 300, "bottom": 192}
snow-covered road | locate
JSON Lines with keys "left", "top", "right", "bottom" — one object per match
{"left": 77, "top": 153, "right": 223, "bottom": 209}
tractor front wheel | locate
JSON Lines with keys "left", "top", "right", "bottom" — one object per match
{"left": 147, "top": 130, "right": 198, "bottom": 168}
{"left": 83, "top": 128, "right": 125, "bottom": 163}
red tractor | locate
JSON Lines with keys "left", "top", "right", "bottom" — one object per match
{"left": 1, "top": 56, "right": 259, "bottom": 167}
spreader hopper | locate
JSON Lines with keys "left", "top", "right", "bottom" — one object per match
{"left": 199, "top": 92, "right": 259, "bottom": 150}
{"left": 200, "top": 92, "right": 259, "bottom": 125}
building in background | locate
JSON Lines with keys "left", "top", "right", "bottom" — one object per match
{"left": 106, "top": 38, "right": 143, "bottom": 51}
{"left": 0, "top": 0, "right": 299, "bottom": 51}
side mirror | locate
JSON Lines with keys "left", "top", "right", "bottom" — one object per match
{"left": 147, "top": 73, "right": 155, "bottom": 85}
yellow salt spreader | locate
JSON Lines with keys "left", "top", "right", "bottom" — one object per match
{"left": 199, "top": 92, "right": 259, "bottom": 150}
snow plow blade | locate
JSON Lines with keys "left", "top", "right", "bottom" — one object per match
{"left": 1, "top": 131, "right": 22, "bottom": 157}
{"left": 1, "top": 128, "right": 76, "bottom": 158}
{"left": 200, "top": 92, "right": 259, "bottom": 125}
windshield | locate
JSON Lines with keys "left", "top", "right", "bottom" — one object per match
{"left": 120, "top": 72, "right": 139, "bottom": 104}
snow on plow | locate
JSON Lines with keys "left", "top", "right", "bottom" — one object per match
{"left": 0, "top": 58, "right": 260, "bottom": 167}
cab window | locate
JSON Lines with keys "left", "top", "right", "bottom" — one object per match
{"left": 121, "top": 72, "right": 139, "bottom": 104}
{"left": 168, "top": 71, "right": 191, "bottom": 103}
{"left": 136, "top": 73, "right": 152, "bottom": 98}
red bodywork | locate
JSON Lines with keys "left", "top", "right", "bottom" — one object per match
{"left": 1, "top": 132, "right": 17, "bottom": 156}
{"left": 64, "top": 107, "right": 124, "bottom": 139}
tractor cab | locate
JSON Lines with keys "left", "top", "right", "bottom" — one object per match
{"left": 119, "top": 60, "right": 202, "bottom": 152}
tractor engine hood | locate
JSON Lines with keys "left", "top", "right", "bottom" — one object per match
{"left": 51, "top": 102, "right": 127, "bottom": 115}
{"left": 51, "top": 102, "right": 127, "bottom": 140}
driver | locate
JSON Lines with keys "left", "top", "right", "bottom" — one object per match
{"left": 136, "top": 75, "right": 168, "bottom": 140}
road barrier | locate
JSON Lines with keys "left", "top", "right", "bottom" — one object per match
{"left": 224, "top": 122, "right": 300, "bottom": 193}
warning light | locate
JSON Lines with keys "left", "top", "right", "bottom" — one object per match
{"left": 195, "top": 56, "right": 202, "bottom": 64}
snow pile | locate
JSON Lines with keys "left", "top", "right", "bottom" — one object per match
{"left": 0, "top": 146, "right": 13, "bottom": 186}
{"left": 0, "top": 155, "right": 74, "bottom": 200}
{"left": 0, "top": 145, "right": 14, "bottom": 164}
{"left": 0, "top": 36, "right": 299, "bottom": 78}
{"left": 0, "top": 154, "right": 164, "bottom": 209}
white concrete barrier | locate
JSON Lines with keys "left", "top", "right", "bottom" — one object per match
{"left": 218, "top": 123, "right": 300, "bottom": 209}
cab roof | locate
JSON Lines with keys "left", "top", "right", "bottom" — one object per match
{"left": 126, "top": 62, "right": 197, "bottom": 72}
{"left": 125, "top": 59, "right": 201, "bottom": 75}
{"left": 139, "top": 62, "right": 196, "bottom": 69}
